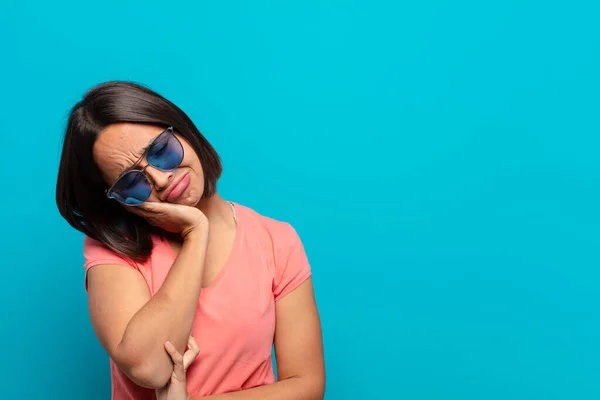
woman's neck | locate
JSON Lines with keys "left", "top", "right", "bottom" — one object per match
{"left": 196, "top": 193, "right": 235, "bottom": 227}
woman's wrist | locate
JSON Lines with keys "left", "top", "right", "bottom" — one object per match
{"left": 182, "top": 223, "right": 210, "bottom": 242}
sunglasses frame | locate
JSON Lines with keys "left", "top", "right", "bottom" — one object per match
{"left": 106, "top": 126, "right": 184, "bottom": 206}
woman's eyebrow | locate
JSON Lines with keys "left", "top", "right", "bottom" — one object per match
{"left": 116, "top": 140, "right": 154, "bottom": 176}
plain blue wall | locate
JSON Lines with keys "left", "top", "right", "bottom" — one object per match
{"left": 1, "top": 1, "right": 599, "bottom": 399}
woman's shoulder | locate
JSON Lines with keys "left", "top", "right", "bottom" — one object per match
{"left": 83, "top": 236, "right": 131, "bottom": 268}
{"left": 83, "top": 235, "right": 159, "bottom": 269}
{"left": 233, "top": 203, "right": 311, "bottom": 300}
{"left": 233, "top": 202, "right": 306, "bottom": 260}
{"left": 234, "top": 203, "right": 297, "bottom": 240}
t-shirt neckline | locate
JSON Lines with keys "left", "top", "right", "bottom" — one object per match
{"left": 162, "top": 201, "right": 241, "bottom": 291}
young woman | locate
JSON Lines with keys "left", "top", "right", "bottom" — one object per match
{"left": 56, "top": 81, "right": 325, "bottom": 400}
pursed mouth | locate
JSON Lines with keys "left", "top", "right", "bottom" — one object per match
{"left": 161, "top": 172, "right": 190, "bottom": 201}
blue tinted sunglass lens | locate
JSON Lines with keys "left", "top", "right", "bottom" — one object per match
{"left": 147, "top": 129, "right": 184, "bottom": 170}
{"left": 110, "top": 171, "right": 151, "bottom": 205}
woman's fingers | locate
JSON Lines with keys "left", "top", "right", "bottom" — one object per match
{"left": 137, "top": 201, "right": 164, "bottom": 214}
{"left": 183, "top": 336, "right": 200, "bottom": 369}
{"left": 164, "top": 341, "right": 186, "bottom": 381}
{"left": 136, "top": 201, "right": 209, "bottom": 236}
{"left": 164, "top": 336, "right": 199, "bottom": 381}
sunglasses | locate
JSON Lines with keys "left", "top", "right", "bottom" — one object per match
{"left": 106, "top": 127, "right": 184, "bottom": 206}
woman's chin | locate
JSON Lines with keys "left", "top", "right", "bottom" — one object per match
{"left": 177, "top": 192, "right": 202, "bottom": 208}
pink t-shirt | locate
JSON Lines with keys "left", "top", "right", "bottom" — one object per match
{"left": 83, "top": 203, "right": 312, "bottom": 399}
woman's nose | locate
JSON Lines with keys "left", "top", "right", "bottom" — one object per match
{"left": 144, "top": 165, "right": 174, "bottom": 192}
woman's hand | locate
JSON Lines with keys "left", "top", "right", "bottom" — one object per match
{"left": 139, "top": 202, "right": 209, "bottom": 238}
{"left": 156, "top": 336, "right": 200, "bottom": 400}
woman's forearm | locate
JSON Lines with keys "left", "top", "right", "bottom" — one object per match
{"left": 116, "top": 229, "right": 208, "bottom": 388}
{"left": 192, "top": 376, "right": 324, "bottom": 400}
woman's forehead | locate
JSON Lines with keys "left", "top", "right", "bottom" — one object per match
{"left": 97, "top": 123, "right": 162, "bottom": 148}
{"left": 93, "top": 123, "right": 162, "bottom": 178}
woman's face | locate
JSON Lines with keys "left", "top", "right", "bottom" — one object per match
{"left": 93, "top": 123, "right": 205, "bottom": 213}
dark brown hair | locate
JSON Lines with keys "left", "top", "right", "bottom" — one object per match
{"left": 56, "top": 81, "right": 222, "bottom": 262}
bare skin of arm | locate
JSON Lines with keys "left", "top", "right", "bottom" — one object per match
{"left": 88, "top": 204, "right": 209, "bottom": 389}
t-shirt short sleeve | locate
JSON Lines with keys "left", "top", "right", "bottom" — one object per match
{"left": 83, "top": 236, "right": 136, "bottom": 289}
{"left": 272, "top": 224, "right": 312, "bottom": 301}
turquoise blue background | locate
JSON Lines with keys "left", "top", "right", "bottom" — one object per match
{"left": 1, "top": 1, "right": 599, "bottom": 399}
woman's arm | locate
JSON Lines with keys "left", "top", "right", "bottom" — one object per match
{"left": 88, "top": 227, "right": 208, "bottom": 389}
{"left": 192, "top": 278, "right": 325, "bottom": 400}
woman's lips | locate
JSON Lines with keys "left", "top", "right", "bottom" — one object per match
{"left": 166, "top": 173, "right": 191, "bottom": 202}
